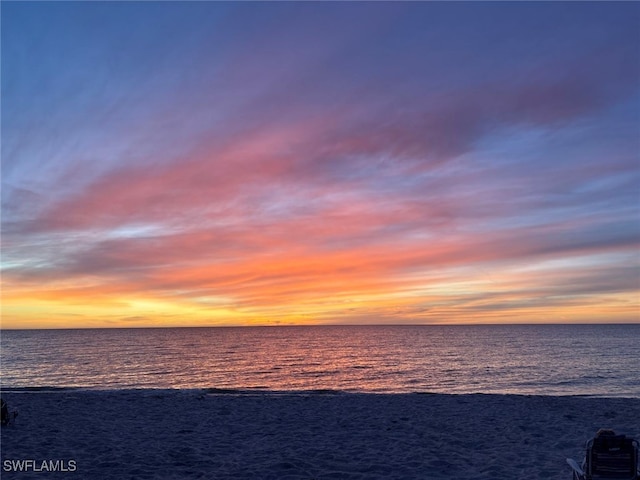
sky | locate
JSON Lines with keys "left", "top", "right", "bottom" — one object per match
{"left": 1, "top": 1, "right": 639, "bottom": 329}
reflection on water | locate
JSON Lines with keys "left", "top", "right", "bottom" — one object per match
{"left": 1, "top": 325, "right": 639, "bottom": 397}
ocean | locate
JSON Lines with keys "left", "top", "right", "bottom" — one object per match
{"left": 1, "top": 324, "right": 638, "bottom": 397}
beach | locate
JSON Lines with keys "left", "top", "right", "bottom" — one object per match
{"left": 1, "top": 390, "right": 639, "bottom": 479}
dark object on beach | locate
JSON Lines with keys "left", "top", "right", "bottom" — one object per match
{"left": 1, "top": 398, "right": 18, "bottom": 426}
{"left": 567, "top": 429, "right": 639, "bottom": 480}
{"left": 1, "top": 398, "right": 10, "bottom": 425}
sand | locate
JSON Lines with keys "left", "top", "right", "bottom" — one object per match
{"left": 1, "top": 390, "right": 639, "bottom": 479}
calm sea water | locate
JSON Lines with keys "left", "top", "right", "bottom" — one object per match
{"left": 1, "top": 325, "right": 638, "bottom": 397}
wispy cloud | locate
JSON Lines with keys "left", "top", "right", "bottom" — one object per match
{"left": 2, "top": 2, "right": 638, "bottom": 327}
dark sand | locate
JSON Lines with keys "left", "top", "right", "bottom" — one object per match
{"left": 1, "top": 390, "right": 639, "bottom": 479}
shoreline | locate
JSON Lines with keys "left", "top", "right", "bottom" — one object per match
{"left": 2, "top": 390, "right": 639, "bottom": 479}
{"left": 3, "top": 386, "right": 640, "bottom": 399}
{"left": 3, "top": 385, "right": 640, "bottom": 399}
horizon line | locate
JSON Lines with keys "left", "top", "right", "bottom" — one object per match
{"left": 2, "top": 322, "right": 639, "bottom": 332}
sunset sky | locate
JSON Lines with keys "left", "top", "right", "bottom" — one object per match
{"left": 2, "top": 2, "right": 639, "bottom": 328}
